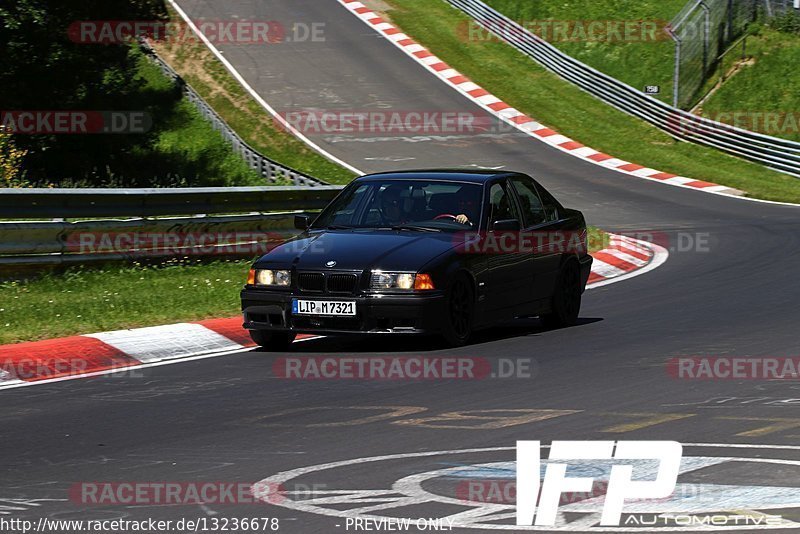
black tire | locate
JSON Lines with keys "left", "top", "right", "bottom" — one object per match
{"left": 441, "top": 273, "right": 475, "bottom": 347}
{"left": 541, "top": 259, "right": 582, "bottom": 329}
{"left": 249, "top": 330, "right": 296, "bottom": 351}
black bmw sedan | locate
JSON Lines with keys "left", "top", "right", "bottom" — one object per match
{"left": 241, "top": 170, "right": 592, "bottom": 349}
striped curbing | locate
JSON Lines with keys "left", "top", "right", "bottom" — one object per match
{"left": 337, "top": 0, "right": 744, "bottom": 198}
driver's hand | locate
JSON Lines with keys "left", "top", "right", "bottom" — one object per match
{"left": 455, "top": 214, "right": 470, "bottom": 224}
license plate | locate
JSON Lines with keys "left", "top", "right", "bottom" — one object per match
{"left": 292, "top": 299, "right": 356, "bottom": 316}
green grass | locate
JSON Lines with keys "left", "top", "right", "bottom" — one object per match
{"left": 698, "top": 26, "right": 800, "bottom": 143}
{"left": 485, "top": 0, "right": 684, "bottom": 105}
{"left": 132, "top": 54, "right": 269, "bottom": 187}
{"left": 0, "top": 227, "right": 607, "bottom": 343}
{"left": 384, "top": 0, "right": 800, "bottom": 203}
{"left": 0, "top": 259, "right": 251, "bottom": 344}
{"left": 150, "top": 6, "right": 357, "bottom": 185}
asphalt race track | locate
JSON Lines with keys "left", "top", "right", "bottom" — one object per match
{"left": 3, "top": 1, "right": 800, "bottom": 532}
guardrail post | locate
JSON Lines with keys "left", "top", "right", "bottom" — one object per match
{"left": 699, "top": 0, "right": 711, "bottom": 72}
{"left": 669, "top": 28, "right": 683, "bottom": 108}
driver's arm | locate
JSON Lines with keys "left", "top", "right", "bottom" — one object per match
{"left": 455, "top": 214, "right": 470, "bottom": 224}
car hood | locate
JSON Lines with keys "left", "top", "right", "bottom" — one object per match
{"left": 256, "top": 230, "right": 456, "bottom": 271}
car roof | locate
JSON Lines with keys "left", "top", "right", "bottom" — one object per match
{"left": 354, "top": 169, "right": 527, "bottom": 184}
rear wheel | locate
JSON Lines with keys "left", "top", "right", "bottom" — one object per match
{"left": 441, "top": 274, "right": 475, "bottom": 346}
{"left": 541, "top": 260, "right": 582, "bottom": 329}
{"left": 249, "top": 330, "right": 296, "bottom": 351}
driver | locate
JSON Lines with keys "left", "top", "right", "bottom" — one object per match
{"left": 379, "top": 185, "right": 407, "bottom": 224}
{"left": 453, "top": 188, "right": 478, "bottom": 225}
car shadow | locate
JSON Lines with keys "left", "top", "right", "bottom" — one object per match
{"left": 250, "top": 317, "right": 603, "bottom": 354}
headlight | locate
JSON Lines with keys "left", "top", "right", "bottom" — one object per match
{"left": 370, "top": 271, "right": 434, "bottom": 290}
{"left": 253, "top": 269, "right": 291, "bottom": 287}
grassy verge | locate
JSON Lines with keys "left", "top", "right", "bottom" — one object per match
{"left": 697, "top": 26, "right": 800, "bottom": 143}
{"left": 484, "top": 0, "right": 684, "bottom": 105}
{"left": 385, "top": 0, "right": 800, "bottom": 203}
{"left": 0, "top": 227, "right": 608, "bottom": 343}
{"left": 149, "top": 7, "right": 357, "bottom": 185}
{"left": 132, "top": 51, "right": 267, "bottom": 187}
{"left": 0, "top": 259, "right": 251, "bottom": 344}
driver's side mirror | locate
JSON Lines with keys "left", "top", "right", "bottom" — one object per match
{"left": 491, "top": 219, "right": 521, "bottom": 232}
{"left": 294, "top": 214, "right": 312, "bottom": 230}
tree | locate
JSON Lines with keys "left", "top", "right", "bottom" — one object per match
{"left": 0, "top": 0, "right": 168, "bottom": 184}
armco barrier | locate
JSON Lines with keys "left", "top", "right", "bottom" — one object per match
{"left": 446, "top": 0, "right": 800, "bottom": 177}
{"left": 0, "top": 186, "right": 343, "bottom": 269}
{"left": 0, "top": 186, "right": 343, "bottom": 219}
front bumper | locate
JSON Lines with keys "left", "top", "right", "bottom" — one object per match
{"left": 241, "top": 288, "right": 447, "bottom": 335}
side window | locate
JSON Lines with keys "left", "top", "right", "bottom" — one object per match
{"left": 331, "top": 184, "right": 369, "bottom": 225}
{"left": 509, "top": 177, "right": 546, "bottom": 227}
{"left": 535, "top": 183, "right": 562, "bottom": 222}
{"left": 488, "top": 181, "right": 521, "bottom": 228}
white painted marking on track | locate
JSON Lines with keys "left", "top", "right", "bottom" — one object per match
{"left": 254, "top": 444, "right": 800, "bottom": 531}
{"left": 86, "top": 323, "right": 243, "bottom": 363}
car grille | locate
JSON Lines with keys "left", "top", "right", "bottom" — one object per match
{"left": 298, "top": 272, "right": 324, "bottom": 292}
{"left": 327, "top": 274, "right": 358, "bottom": 293}
{"left": 297, "top": 271, "right": 359, "bottom": 294}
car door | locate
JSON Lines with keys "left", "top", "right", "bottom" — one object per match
{"left": 509, "top": 175, "right": 562, "bottom": 302}
{"left": 485, "top": 179, "right": 535, "bottom": 315}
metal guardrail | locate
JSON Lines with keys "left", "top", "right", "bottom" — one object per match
{"left": 446, "top": 0, "right": 800, "bottom": 177}
{"left": 0, "top": 186, "right": 343, "bottom": 269}
{"left": 140, "top": 41, "right": 329, "bottom": 187}
{"left": 0, "top": 213, "right": 301, "bottom": 266}
{"left": 0, "top": 186, "right": 343, "bottom": 219}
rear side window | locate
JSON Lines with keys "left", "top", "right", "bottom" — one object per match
{"left": 535, "top": 183, "right": 562, "bottom": 222}
{"left": 509, "top": 176, "right": 546, "bottom": 227}
{"left": 488, "top": 181, "right": 521, "bottom": 227}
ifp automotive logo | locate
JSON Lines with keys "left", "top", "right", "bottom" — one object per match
{"left": 516, "top": 441, "right": 681, "bottom": 526}
{"left": 254, "top": 442, "right": 800, "bottom": 531}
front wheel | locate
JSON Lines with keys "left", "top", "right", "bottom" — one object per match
{"left": 441, "top": 274, "right": 475, "bottom": 347}
{"left": 249, "top": 330, "right": 296, "bottom": 351}
{"left": 541, "top": 260, "right": 582, "bottom": 329}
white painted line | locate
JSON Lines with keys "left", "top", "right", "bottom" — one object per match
{"left": 86, "top": 323, "right": 243, "bottom": 363}
{"left": 166, "top": 0, "right": 364, "bottom": 176}
{"left": 0, "top": 345, "right": 255, "bottom": 391}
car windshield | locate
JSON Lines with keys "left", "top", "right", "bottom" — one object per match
{"left": 311, "top": 180, "right": 483, "bottom": 231}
